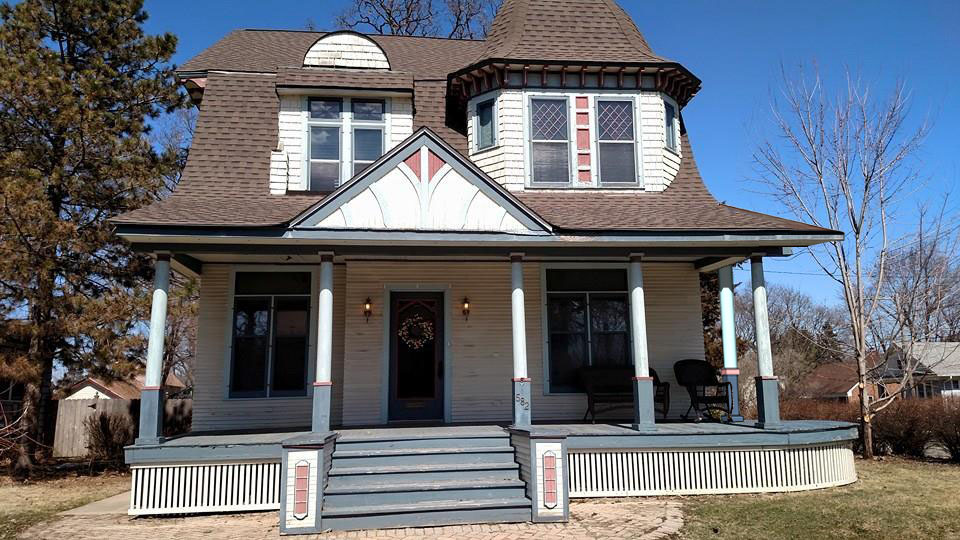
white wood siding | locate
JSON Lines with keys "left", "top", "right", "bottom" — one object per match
{"left": 468, "top": 90, "right": 526, "bottom": 192}
{"left": 270, "top": 96, "right": 414, "bottom": 194}
{"left": 303, "top": 33, "right": 390, "bottom": 69}
{"left": 191, "top": 265, "right": 346, "bottom": 431}
{"left": 467, "top": 90, "right": 681, "bottom": 192}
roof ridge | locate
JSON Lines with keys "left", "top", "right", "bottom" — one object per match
{"left": 238, "top": 28, "right": 485, "bottom": 42}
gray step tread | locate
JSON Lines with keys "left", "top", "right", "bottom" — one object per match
{"left": 329, "top": 461, "right": 519, "bottom": 476}
{"left": 324, "top": 478, "right": 525, "bottom": 495}
{"left": 321, "top": 497, "right": 531, "bottom": 517}
{"left": 336, "top": 426, "right": 508, "bottom": 443}
{"left": 333, "top": 446, "right": 514, "bottom": 458}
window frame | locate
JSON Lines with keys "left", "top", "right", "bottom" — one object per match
{"left": 664, "top": 98, "right": 679, "bottom": 153}
{"left": 304, "top": 96, "right": 390, "bottom": 191}
{"left": 539, "top": 263, "right": 634, "bottom": 395}
{"left": 595, "top": 97, "right": 641, "bottom": 186}
{"left": 474, "top": 98, "right": 498, "bottom": 152}
{"left": 526, "top": 95, "right": 573, "bottom": 187}
{"left": 224, "top": 266, "right": 318, "bottom": 401}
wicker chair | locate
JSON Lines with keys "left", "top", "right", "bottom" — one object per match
{"left": 673, "top": 359, "right": 731, "bottom": 421}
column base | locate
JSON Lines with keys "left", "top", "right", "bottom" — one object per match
{"left": 755, "top": 376, "right": 781, "bottom": 428}
{"left": 720, "top": 368, "right": 744, "bottom": 423}
{"left": 632, "top": 377, "right": 657, "bottom": 431}
{"left": 136, "top": 387, "right": 164, "bottom": 445}
{"left": 311, "top": 382, "right": 332, "bottom": 433}
{"left": 512, "top": 379, "right": 531, "bottom": 427}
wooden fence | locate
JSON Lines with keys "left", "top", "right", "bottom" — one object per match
{"left": 53, "top": 398, "right": 192, "bottom": 458}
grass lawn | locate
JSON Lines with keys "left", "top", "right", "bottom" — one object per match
{"left": 0, "top": 472, "right": 129, "bottom": 540}
{"left": 679, "top": 457, "right": 960, "bottom": 539}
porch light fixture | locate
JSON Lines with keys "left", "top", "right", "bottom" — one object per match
{"left": 462, "top": 297, "right": 470, "bottom": 320}
{"left": 363, "top": 297, "right": 372, "bottom": 322}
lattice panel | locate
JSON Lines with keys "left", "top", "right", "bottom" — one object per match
{"left": 531, "top": 100, "right": 568, "bottom": 140}
{"left": 597, "top": 101, "right": 634, "bottom": 141}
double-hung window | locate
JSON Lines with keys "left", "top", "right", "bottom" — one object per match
{"left": 230, "top": 272, "right": 311, "bottom": 398}
{"left": 529, "top": 97, "right": 570, "bottom": 185}
{"left": 476, "top": 99, "right": 496, "bottom": 150}
{"left": 664, "top": 100, "right": 678, "bottom": 151}
{"left": 596, "top": 100, "right": 638, "bottom": 185}
{"left": 545, "top": 269, "right": 631, "bottom": 393}
{"left": 307, "top": 97, "right": 386, "bottom": 191}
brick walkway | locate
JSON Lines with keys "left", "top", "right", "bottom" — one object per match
{"left": 22, "top": 499, "right": 683, "bottom": 539}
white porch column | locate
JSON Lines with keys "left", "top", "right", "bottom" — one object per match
{"left": 718, "top": 265, "right": 743, "bottom": 421}
{"left": 751, "top": 256, "right": 781, "bottom": 427}
{"left": 510, "top": 253, "right": 531, "bottom": 426}
{"left": 628, "top": 254, "right": 656, "bottom": 430}
{"left": 312, "top": 253, "right": 334, "bottom": 432}
{"left": 137, "top": 253, "right": 170, "bottom": 444}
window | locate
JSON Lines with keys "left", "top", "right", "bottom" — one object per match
{"left": 476, "top": 99, "right": 496, "bottom": 150}
{"left": 230, "top": 272, "right": 311, "bottom": 398}
{"left": 530, "top": 98, "right": 570, "bottom": 185}
{"left": 545, "top": 269, "right": 630, "bottom": 393}
{"left": 596, "top": 100, "right": 637, "bottom": 185}
{"left": 664, "top": 100, "right": 678, "bottom": 151}
{"left": 307, "top": 97, "right": 386, "bottom": 190}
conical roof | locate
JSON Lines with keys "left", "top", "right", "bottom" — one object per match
{"left": 479, "top": 0, "right": 670, "bottom": 64}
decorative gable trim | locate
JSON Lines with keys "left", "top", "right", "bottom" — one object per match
{"left": 303, "top": 31, "right": 391, "bottom": 70}
{"left": 291, "top": 128, "right": 551, "bottom": 234}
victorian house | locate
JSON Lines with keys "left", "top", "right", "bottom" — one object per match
{"left": 114, "top": 0, "right": 857, "bottom": 533}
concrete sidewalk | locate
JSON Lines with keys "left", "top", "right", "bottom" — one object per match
{"left": 61, "top": 491, "right": 130, "bottom": 516}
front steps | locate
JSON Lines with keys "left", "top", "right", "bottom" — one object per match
{"left": 323, "top": 426, "right": 531, "bottom": 530}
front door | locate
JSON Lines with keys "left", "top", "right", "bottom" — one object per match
{"left": 388, "top": 292, "right": 444, "bottom": 422}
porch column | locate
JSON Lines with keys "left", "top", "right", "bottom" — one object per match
{"left": 137, "top": 253, "right": 170, "bottom": 444}
{"left": 718, "top": 266, "right": 743, "bottom": 422}
{"left": 312, "top": 253, "right": 334, "bottom": 433}
{"left": 629, "top": 254, "right": 656, "bottom": 431}
{"left": 751, "top": 256, "right": 781, "bottom": 427}
{"left": 511, "top": 253, "right": 531, "bottom": 426}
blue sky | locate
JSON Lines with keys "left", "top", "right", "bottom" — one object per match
{"left": 142, "top": 1, "right": 960, "bottom": 305}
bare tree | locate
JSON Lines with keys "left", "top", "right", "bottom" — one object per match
{"left": 336, "top": 0, "right": 500, "bottom": 39}
{"left": 754, "top": 65, "right": 930, "bottom": 457}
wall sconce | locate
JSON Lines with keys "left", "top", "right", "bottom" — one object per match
{"left": 462, "top": 297, "right": 470, "bottom": 320}
{"left": 363, "top": 297, "right": 372, "bottom": 323}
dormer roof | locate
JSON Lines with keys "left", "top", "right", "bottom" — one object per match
{"left": 479, "top": 0, "right": 667, "bottom": 65}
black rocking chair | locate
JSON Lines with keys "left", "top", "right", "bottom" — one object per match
{"left": 673, "top": 359, "right": 732, "bottom": 422}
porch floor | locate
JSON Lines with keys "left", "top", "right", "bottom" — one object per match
{"left": 130, "top": 419, "right": 857, "bottom": 463}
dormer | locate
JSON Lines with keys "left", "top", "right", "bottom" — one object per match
{"left": 449, "top": 0, "right": 700, "bottom": 192}
{"left": 270, "top": 32, "right": 415, "bottom": 194}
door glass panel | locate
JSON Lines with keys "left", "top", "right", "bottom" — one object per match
{"left": 396, "top": 299, "right": 438, "bottom": 400}
{"left": 231, "top": 297, "right": 270, "bottom": 395}
{"left": 272, "top": 297, "right": 309, "bottom": 394}
{"left": 589, "top": 294, "right": 629, "bottom": 367}
{"left": 547, "top": 294, "right": 587, "bottom": 393}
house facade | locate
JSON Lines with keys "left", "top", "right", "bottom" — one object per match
{"left": 115, "top": 0, "right": 857, "bottom": 533}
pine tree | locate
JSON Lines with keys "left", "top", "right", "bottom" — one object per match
{"left": 0, "top": 0, "right": 182, "bottom": 473}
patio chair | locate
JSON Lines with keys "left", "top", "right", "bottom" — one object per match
{"left": 579, "top": 366, "right": 670, "bottom": 422}
{"left": 673, "top": 359, "right": 732, "bottom": 422}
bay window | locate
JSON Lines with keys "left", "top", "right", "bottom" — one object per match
{"left": 545, "top": 268, "right": 631, "bottom": 393}
{"left": 529, "top": 97, "right": 570, "bottom": 185}
{"left": 307, "top": 97, "right": 386, "bottom": 191}
{"left": 230, "top": 272, "right": 311, "bottom": 398}
{"left": 596, "top": 99, "right": 638, "bottom": 185}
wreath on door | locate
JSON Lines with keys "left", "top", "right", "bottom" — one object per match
{"left": 398, "top": 313, "right": 435, "bottom": 350}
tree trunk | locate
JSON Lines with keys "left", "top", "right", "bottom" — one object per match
{"left": 856, "top": 349, "right": 874, "bottom": 458}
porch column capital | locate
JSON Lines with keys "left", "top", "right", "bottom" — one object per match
{"left": 319, "top": 251, "right": 334, "bottom": 262}
{"left": 509, "top": 252, "right": 525, "bottom": 262}
{"left": 628, "top": 252, "right": 644, "bottom": 262}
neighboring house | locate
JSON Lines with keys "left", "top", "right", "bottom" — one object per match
{"left": 60, "top": 373, "right": 185, "bottom": 400}
{"left": 797, "top": 362, "right": 864, "bottom": 402}
{"left": 112, "top": 0, "right": 857, "bottom": 533}
{"left": 886, "top": 342, "right": 960, "bottom": 399}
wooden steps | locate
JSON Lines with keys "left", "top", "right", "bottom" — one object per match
{"left": 323, "top": 428, "right": 531, "bottom": 530}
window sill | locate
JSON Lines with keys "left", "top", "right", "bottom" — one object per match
{"left": 473, "top": 144, "right": 499, "bottom": 156}
{"left": 523, "top": 183, "right": 647, "bottom": 191}
{"left": 285, "top": 190, "right": 332, "bottom": 196}
{"left": 664, "top": 144, "right": 681, "bottom": 157}
{"left": 224, "top": 395, "right": 310, "bottom": 401}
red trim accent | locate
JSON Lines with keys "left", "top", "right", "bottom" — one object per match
{"left": 720, "top": 368, "right": 740, "bottom": 376}
{"left": 632, "top": 376, "right": 653, "bottom": 382}
{"left": 404, "top": 151, "right": 421, "bottom": 178}
{"left": 313, "top": 381, "right": 333, "bottom": 387}
{"left": 141, "top": 385, "right": 162, "bottom": 391}
{"left": 427, "top": 150, "right": 445, "bottom": 181}
{"left": 155, "top": 253, "right": 171, "bottom": 262}
{"left": 512, "top": 377, "right": 531, "bottom": 382}
{"left": 629, "top": 254, "right": 643, "bottom": 263}
{"left": 320, "top": 254, "right": 334, "bottom": 263}
{"left": 542, "top": 452, "right": 558, "bottom": 508}
{"left": 510, "top": 255, "right": 523, "bottom": 263}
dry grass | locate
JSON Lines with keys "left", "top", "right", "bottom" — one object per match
{"left": 0, "top": 472, "right": 129, "bottom": 540}
{"left": 679, "top": 457, "right": 960, "bottom": 539}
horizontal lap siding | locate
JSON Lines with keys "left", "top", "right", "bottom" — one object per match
{"left": 192, "top": 265, "right": 346, "bottom": 431}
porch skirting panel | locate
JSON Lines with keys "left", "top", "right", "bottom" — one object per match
{"left": 566, "top": 442, "right": 856, "bottom": 497}
{"left": 129, "top": 460, "right": 282, "bottom": 516}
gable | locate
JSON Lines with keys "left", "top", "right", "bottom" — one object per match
{"left": 303, "top": 31, "right": 391, "bottom": 69}
{"left": 293, "top": 131, "right": 550, "bottom": 234}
